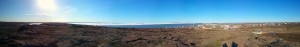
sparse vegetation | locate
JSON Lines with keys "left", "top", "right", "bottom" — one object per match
{"left": 0, "top": 22, "right": 300, "bottom": 47}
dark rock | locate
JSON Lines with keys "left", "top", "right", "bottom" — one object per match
{"left": 18, "top": 25, "right": 29, "bottom": 32}
{"left": 190, "top": 43, "right": 196, "bottom": 46}
{"left": 223, "top": 43, "right": 228, "bottom": 47}
{"left": 232, "top": 42, "right": 238, "bottom": 47}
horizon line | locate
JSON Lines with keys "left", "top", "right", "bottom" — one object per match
{"left": 1, "top": 21, "right": 299, "bottom": 24}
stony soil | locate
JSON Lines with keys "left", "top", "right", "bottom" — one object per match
{"left": 0, "top": 22, "right": 299, "bottom": 47}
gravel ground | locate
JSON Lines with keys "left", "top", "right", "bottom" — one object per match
{"left": 0, "top": 22, "right": 299, "bottom": 47}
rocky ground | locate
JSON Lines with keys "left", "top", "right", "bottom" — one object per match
{"left": 0, "top": 22, "right": 299, "bottom": 47}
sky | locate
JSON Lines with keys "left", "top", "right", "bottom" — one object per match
{"left": 0, "top": 0, "right": 299, "bottom": 23}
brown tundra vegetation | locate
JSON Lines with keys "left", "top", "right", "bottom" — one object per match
{"left": 0, "top": 22, "right": 300, "bottom": 47}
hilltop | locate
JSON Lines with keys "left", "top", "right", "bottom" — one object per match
{"left": 0, "top": 22, "right": 299, "bottom": 47}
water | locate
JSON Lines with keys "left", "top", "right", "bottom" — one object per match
{"left": 104, "top": 24, "right": 200, "bottom": 28}
{"left": 69, "top": 23, "right": 201, "bottom": 28}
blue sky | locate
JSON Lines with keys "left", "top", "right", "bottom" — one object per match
{"left": 0, "top": 0, "right": 299, "bottom": 23}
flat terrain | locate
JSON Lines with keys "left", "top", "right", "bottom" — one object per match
{"left": 0, "top": 22, "right": 299, "bottom": 47}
